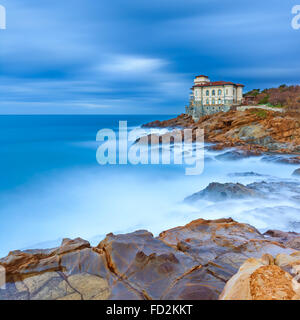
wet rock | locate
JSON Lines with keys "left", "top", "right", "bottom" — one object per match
{"left": 216, "top": 150, "right": 259, "bottom": 161}
{"left": 293, "top": 168, "right": 300, "bottom": 176}
{"left": 262, "top": 155, "right": 300, "bottom": 164}
{"left": 264, "top": 230, "right": 300, "bottom": 250}
{"left": 185, "top": 182, "right": 260, "bottom": 202}
{"left": 228, "top": 172, "right": 265, "bottom": 177}
{"left": 1, "top": 218, "right": 300, "bottom": 300}
{"left": 97, "top": 230, "right": 206, "bottom": 300}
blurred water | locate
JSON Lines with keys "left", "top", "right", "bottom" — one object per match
{"left": 0, "top": 115, "right": 299, "bottom": 257}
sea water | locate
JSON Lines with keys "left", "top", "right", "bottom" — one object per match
{"left": 0, "top": 115, "right": 299, "bottom": 257}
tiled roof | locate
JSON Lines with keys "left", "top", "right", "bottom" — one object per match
{"left": 195, "top": 75, "right": 209, "bottom": 78}
{"left": 192, "top": 81, "right": 244, "bottom": 88}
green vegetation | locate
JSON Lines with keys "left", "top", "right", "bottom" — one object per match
{"left": 244, "top": 89, "right": 260, "bottom": 97}
{"left": 251, "top": 109, "right": 268, "bottom": 119}
{"left": 258, "top": 95, "right": 269, "bottom": 105}
{"left": 244, "top": 84, "right": 300, "bottom": 113}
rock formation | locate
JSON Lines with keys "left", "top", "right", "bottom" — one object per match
{"left": 293, "top": 168, "right": 300, "bottom": 176}
{"left": 185, "top": 182, "right": 260, "bottom": 202}
{"left": 142, "top": 110, "right": 300, "bottom": 154}
{"left": 1, "top": 218, "right": 299, "bottom": 300}
{"left": 220, "top": 253, "right": 300, "bottom": 300}
{"left": 184, "top": 180, "right": 300, "bottom": 203}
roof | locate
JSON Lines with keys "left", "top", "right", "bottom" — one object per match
{"left": 195, "top": 75, "right": 209, "bottom": 78}
{"left": 192, "top": 81, "right": 244, "bottom": 88}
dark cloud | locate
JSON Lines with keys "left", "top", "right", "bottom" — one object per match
{"left": 0, "top": 0, "right": 299, "bottom": 114}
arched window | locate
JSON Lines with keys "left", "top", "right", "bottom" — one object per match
{"left": 212, "top": 90, "right": 215, "bottom": 96}
{"left": 206, "top": 90, "right": 209, "bottom": 96}
{"left": 206, "top": 99, "right": 209, "bottom": 105}
{"left": 212, "top": 98, "right": 215, "bottom": 105}
{"left": 218, "top": 89, "right": 222, "bottom": 96}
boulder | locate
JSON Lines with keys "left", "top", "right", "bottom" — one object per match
{"left": 220, "top": 253, "right": 300, "bottom": 300}
{"left": 293, "top": 168, "right": 300, "bottom": 176}
{"left": 185, "top": 182, "right": 260, "bottom": 202}
{"left": 216, "top": 150, "right": 259, "bottom": 161}
{"left": 264, "top": 230, "right": 300, "bottom": 250}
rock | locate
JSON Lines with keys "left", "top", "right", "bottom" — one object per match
{"left": 97, "top": 230, "right": 224, "bottom": 300}
{"left": 220, "top": 254, "right": 300, "bottom": 300}
{"left": 1, "top": 217, "right": 300, "bottom": 300}
{"left": 142, "top": 114, "right": 194, "bottom": 128}
{"left": 216, "top": 150, "right": 259, "bottom": 161}
{"left": 264, "top": 230, "right": 300, "bottom": 250}
{"left": 142, "top": 110, "right": 300, "bottom": 154}
{"left": 185, "top": 182, "right": 260, "bottom": 202}
{"left": 293, "top": 168, "right": 300, "bottom": 176}
{"left": 66, "top": 273, "right": 110, "bottom": 300}
{"left": 228, "top": 172, "right": 265, "bottom": 177}
{"left": 0, "top": 238, "right": 110, "bottom": 300}
{"left": 262, "top": 155, "right": 300, "bottom": 164}
{"left": 136, "top": 130, "right": 184, "bottom": 146}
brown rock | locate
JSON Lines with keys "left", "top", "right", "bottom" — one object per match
{"left": 220, "top": 255, "right": 300, "bottom": 300}
{"left": 142, "top": 110, "right": 300, "bottom": 154}
{"left": 1, "top": 218, "right": 300, "bottom": 300}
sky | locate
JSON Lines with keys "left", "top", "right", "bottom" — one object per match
{"left": 0, "top": 0, "right": 299, "bottom": 114}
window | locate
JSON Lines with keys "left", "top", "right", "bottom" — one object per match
{"left": 226, "top": 89, "right": 228, "bottom": 95}
{"left": 212, "top": 90, "right": 215, "bottom": 96}
{"left": 206, "top": 90, "right": 209, "bottom": 96}
{"left": 195, "top": 90, "right": 198, "bottom": 96}
{"left": 218, "top": 89, "right": 222, "bottom": 95}
{"left": 206, "top": 99, "right": 209, "bottom": 105}
{"left": 212, "top": 98, "right": 215, "bottom": 104}
{"left": 218, "top": 98, "right": 222, "bottom": 104}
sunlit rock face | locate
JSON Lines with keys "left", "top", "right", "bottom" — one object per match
{"left": 1, "top": 218, "right": 299, "bottom": 300}
{"left": 220, "top": 253, "right": 300, "bottom": 300}
{"left": 142, "top": 110, "right": 300, "bottom": 153}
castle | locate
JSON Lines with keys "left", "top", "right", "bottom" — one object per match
{"left": 185, "top": 75, "right": 244, "bottom": 120}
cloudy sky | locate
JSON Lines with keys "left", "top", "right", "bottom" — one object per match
{"left": 0, "top": 0, "right": 299, "bottom": 114}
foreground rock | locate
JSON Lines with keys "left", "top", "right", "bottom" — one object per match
{"left": 1, "top": 218, "right": 298, "bottom": 300}
{"left": 264, "top": 230, "right": 300, "bottom": 250}
{"left": 220, "top": 253, "right": 300, "bottom": 300}
{"left": 142, "top": 110, "right": 300, "bottom": 154}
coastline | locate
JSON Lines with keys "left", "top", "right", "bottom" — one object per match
{"left": 0, "top": 215, "right": 299, "bottom": 300}
{"left": 0, "top": 113, "right": 300, "bottom": 300}
{"left": 141, "top": 110, "right": 300, "bottom": 156}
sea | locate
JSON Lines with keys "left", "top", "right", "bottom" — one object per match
{"left": 0, "top": 114, "right": 299, "bottom": 257}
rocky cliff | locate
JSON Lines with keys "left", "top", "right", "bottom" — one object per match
{"left": 1, "top": 217, "right": 299, "bottom": 300}
{"left": 142, "top": 110, "right": 300, "bottom": 154}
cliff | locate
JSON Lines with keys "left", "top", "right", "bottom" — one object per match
{"left": 142, "top": 109, "right": 300, "bottom": 154}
